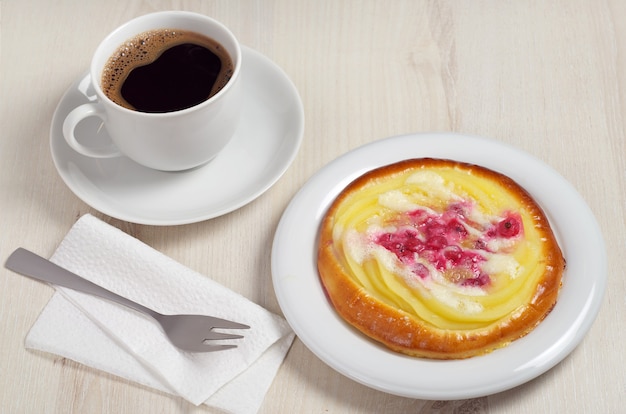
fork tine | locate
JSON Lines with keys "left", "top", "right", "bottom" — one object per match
{"left": 182, "top": 343, "right": 239, "bottom": 353}
{"left": 202, "top": 344, "right": 238, "bottom": 352}
{"left": 204, "top": 331, "right": 245, "bottom": 341}
{"left": 209, "top": 316, "right": 250, "bottom": 330}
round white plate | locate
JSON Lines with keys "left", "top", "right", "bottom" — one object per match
{"left": 271, "top": 133, "right": 606, "bottom": 400}
{"left": 50, "top": 46, "right": 304, "bottom": 225}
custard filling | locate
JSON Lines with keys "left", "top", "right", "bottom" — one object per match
{"left": 330, "top": 166, "right": 547, "bottom": 331}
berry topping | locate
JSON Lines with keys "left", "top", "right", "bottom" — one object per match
{"left": 496, "top": 214, "right": 522, "bottom": 238}
{"left": 375, "top": 204, "right": 493, "bottom": 286}
{"left": 374, "top": 204, "right": 524, "bottom": 287}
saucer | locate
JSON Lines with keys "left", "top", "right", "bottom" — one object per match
{"left": 50, "top": 46, "right": 304, "bottom": 225}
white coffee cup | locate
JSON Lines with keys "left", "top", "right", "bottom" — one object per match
{"left": 63, "top": 11, "right": 242, "bottom": 171}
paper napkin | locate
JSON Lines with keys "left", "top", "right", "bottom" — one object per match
{"left": 24, "top": 214, "right": 295, "bottom": 413}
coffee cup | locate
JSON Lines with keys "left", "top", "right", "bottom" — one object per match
{"left": 63, "top": 11, "right": 242, "bottom": 171}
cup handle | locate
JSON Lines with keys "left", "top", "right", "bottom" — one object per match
{"left": 62, "top": 103, "right": 121, "bottom": 158}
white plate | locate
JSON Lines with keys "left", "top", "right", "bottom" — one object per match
{"left": 50, "top": 46, "right": 304, "bottom": 225}
{"left": 271, "top": 133, "right": 606, "bottom": 400}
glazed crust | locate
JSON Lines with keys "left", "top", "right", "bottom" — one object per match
{"left": 317, "top": 158, "right": 565, "bottom": 359}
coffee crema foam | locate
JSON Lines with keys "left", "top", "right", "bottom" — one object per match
{"left": 101, "top": 29, "right": 234, "bottom": 111}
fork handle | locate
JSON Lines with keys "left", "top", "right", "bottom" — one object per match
{"left": 5, "top": 248, "right": 156, "bottom": 318}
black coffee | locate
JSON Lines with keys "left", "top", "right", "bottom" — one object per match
{"left": 101, "top": 29, "right": 234, "bottom": 113}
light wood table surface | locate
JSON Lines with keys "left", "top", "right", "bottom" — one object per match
{"left": 1, "top": 1, "right": 623, "bottom": 413}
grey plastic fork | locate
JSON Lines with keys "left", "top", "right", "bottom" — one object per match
{"left": 5, "top": 248, "right": 249, "bottom": 352}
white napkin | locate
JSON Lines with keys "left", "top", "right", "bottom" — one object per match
{"left": 25, "top": 214, "right": 295, "bottom": 413}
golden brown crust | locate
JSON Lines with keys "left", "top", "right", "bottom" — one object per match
{"left": 317, "top": 158, "right": 565, "bottom": 359}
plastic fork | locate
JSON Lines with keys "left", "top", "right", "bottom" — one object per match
{"left": 5, "top": 248, "right": 249, "bottom": 352}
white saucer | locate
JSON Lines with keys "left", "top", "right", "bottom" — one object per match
{"left": 271, "top": 133, "right": 606, "bottom": 400}
{"left": 50, "top": 46, "right": 304, "bottom": 225}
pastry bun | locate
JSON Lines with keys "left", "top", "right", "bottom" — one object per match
{"left": 317, "top": 158, "right": 565, "bottom": 359}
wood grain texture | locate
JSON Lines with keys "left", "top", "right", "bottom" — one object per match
{"left": 0, "top": 0, "right": 623, "bottom": 413}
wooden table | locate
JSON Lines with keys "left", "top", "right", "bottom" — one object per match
{"left": 1, "top": 1, "right": 623, "bottom": 412}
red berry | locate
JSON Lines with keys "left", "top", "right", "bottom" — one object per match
{"left": 497, "top": 215, "right": 521, "bottom": 238}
